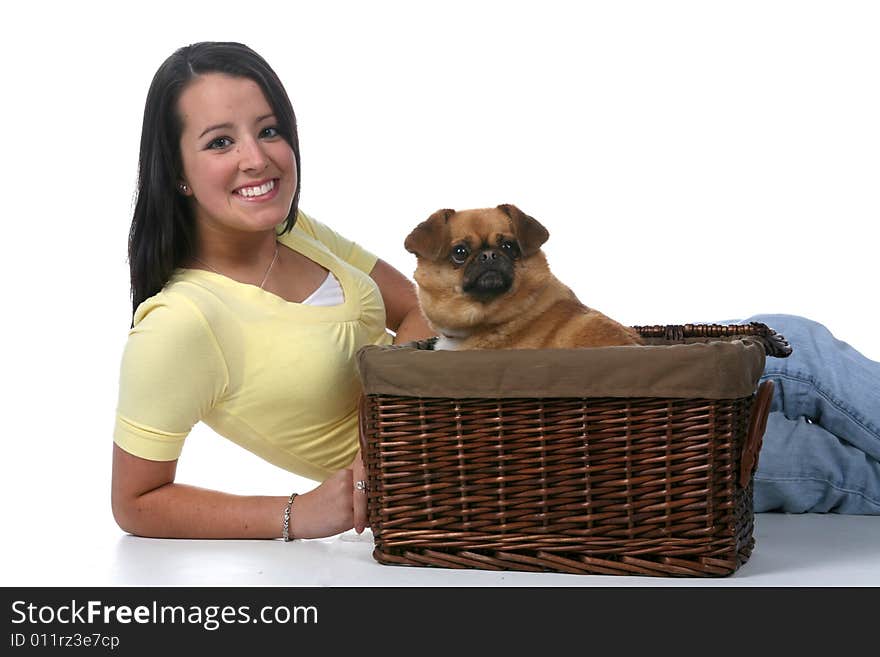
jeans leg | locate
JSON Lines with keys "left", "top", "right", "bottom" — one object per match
{"left": 754, "top": 412, "right": 880, "bottom": 513}
{"left": 715, "top": 314, "right": 880, "bottom": 513}
{"left": 741, "top": 313, "right": 880, "bottom": 461}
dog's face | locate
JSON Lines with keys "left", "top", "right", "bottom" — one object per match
{"left": 404, "top": 204, "right": 552, "bottom": 334}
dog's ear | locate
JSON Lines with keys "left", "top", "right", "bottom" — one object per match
{"left": 497, "top": 204, "right": 549, "bottom": 257}
{"left": 404, "top": 208, "right": 455, "bottom": 260}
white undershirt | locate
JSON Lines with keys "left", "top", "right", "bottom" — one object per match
{"left": 301, "top": 271, "right": 345, "bottom": 306}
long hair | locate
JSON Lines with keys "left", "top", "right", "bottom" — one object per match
{"left": 128, "top": 42, "right": 302, "bottom": 319}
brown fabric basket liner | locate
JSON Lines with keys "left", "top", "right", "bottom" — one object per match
{"left": 357, "top": 339, "right": 767, "bottom": 400}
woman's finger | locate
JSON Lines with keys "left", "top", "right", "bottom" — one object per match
{"left": 352, "top": 450, "right": 368, "bottom": 534}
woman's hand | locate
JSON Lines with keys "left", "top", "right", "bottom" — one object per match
{"left": 289, "top": 450, "right": 369, "bottom": 539}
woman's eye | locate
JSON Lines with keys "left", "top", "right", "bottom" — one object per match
{"left": 451, "top": 245, "right": 470, "bottom": 264}
{"left": 260, "top": 126, "right": 280, "bottom": 139}
{"left": 207, "top": 137, "right": 232, "bottom": 150}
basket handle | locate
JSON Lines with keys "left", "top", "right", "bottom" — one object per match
{"left": 632, "top": 322, "right": 792, "bottom": 358}
{"left": 740, "top": 380, "right": 774, "bottom": 488}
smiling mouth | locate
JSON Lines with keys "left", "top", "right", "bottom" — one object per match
{"left": 234, "top": 179, "right": 278, "bottom": 199}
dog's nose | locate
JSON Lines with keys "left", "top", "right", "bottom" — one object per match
{"left": 478, "top": 250, "right": 498, "bottom": 263}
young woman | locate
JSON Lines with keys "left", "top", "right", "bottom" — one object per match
{"left": 113, "top": 41, "right": 434, "bottom": 540}
{"left": 114, "top": 43, "right": 879, "bottom": 544}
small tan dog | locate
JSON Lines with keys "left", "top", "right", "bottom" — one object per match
{"left": 404, "top": 204, "right": 643, "bottom": 350}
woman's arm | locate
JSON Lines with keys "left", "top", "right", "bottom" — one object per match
{"left": 111, "top": 444, "right": 363, "bottom": 539}
{"left": 369, "top": 258, "right": 435, "bottom": 344}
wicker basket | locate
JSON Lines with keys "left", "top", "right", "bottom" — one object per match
{"left": 357, "top": 323, "right": 791, "bottom": 577}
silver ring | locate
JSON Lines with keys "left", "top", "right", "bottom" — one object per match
{"left": 355, "top": 480, "right": 368, "bottom": 492}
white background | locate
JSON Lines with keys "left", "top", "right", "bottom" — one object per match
{"left": 1, "top": 1, "right": 877, "bottom": 584}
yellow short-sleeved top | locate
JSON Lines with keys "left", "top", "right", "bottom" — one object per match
{"left": 114, "top": 211, "right": 393, "bottom": 481}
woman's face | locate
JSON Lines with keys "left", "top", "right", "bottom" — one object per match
{"left": 177, "top": 73, "right": 297, "bottom": 236}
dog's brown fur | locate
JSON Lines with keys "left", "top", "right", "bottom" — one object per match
{"left": 404, "top": 204, "right": 643, "bottom": 349}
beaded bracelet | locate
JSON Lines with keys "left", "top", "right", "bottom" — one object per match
{"left": 282, "top": 492, "right": 298, "bottom": 542}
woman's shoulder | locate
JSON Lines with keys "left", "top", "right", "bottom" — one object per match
{"left": 279, "top": 209, "right": 329, "bottom": 252}
{"left": 125, "top": 281, "right": 228, "bottom": 380}
{"left": 132, "top": 276, "right": 221, "bottom": 337}
{"left": 281, "top": 209, "right": 379, "bottom": 275}
{"left": 119, "top": 282, "right": 229, "bottom": 447}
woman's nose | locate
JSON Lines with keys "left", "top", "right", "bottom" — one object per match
{"left": 237, "top": 137, "right": 269, "bottom": 172}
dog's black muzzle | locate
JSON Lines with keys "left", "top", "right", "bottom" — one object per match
{"left": 462, "top": 249, "right": 514, "bottom": 301}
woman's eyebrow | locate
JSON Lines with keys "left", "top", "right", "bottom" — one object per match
{"left": 198, "top": 114, "right": 276, "bottom": 139}
{"left": 199, "top": 122, "right": 232, "bottom": 139}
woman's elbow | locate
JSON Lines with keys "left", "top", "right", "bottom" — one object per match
{"left": 111, "top": 443, "right": 177, "bottom": 536}
{"left": 111, "top": 488, "right": 161, "bottom": 537}
{"left": 111, "top": 494, "right": 142, "bottom": 536}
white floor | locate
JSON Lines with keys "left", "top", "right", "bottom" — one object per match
{"left": 6, "top": 513, "right": 879, "bottom": 587}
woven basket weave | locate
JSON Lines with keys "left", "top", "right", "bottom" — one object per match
{"left": 357, "top": 323, "right": 791, "bottom": 577}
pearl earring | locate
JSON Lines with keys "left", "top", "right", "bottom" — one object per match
{"left": 178, "top": 183, "right": 189, "bottom": 194}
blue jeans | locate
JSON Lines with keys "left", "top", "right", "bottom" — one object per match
{"left": 731, "top": 314, "right": 880, "bottom": 514}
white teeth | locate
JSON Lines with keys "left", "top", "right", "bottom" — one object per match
{"left": 237, "top": 179, "right": 275, "bottom": 198}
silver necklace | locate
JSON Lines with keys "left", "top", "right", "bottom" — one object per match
{"left": 193, "top": 243, "right": 279, "bottom": 289}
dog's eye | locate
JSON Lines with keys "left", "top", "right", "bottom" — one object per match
{"left": 451, "top": 244, "right": 470, "bottom": 264}
{"left": 500, "top": 241, "right": 520, "bottom": 258}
